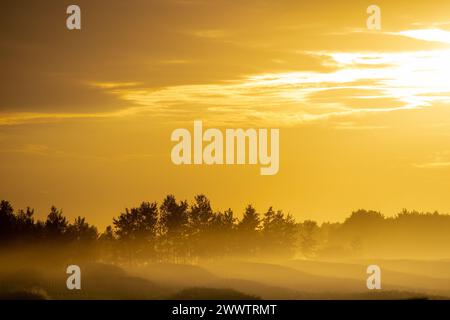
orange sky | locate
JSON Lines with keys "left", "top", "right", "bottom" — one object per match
{"left": 2, "top": 0, "right": 450, "bottom": 229}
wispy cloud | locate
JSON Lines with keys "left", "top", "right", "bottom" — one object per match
{"left": 395, "top": 29, "right": 450, "bottom": 44}
{"left": 0, "top": 143, "right": 161, "bottom": 162}
{"left": 0, "top": 112, "right": 105, "bottom": 126}
{"left": 185, "top": 29, "right": 231, "bottom": 39}
{"left": 4, "top": 32, "right": 450, "bottom": 127}
{"left": 84, "top": 48, "right": 450, "bottom": 126}
{"left": 413, "top": 151, "right": 450, "bottom": 169}
{"left": 414, "top": 161, "right": 450, "bottom": 168}
{"left": 332, "top": 121, "right": 387, "bottom": 130}
{"left": 88, "top": 82, "right": 142, "bottom": 90}
{"left": 0, "top": 108, "right": 141, "bottom": 126}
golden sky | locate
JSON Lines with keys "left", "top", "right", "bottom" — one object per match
{"left": 2, "top": 0, "right": 450, "bottom": 228}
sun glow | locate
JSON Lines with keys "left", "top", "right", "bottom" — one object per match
{"left": 82, "top": 47, "right": 450, "bottom": 126}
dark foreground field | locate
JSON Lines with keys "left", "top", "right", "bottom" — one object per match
{"left": 1, "top": 258, "right": 449, "bottom": 300}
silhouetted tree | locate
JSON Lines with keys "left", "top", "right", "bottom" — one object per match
{"left": 45, "top": 206, "right": 68, "bottom": 240}
{"left": 237, "top": 205, "right": 261, "bottom": 256}
{"left": 114, "top": 202, "right": 158, "bottom": 241}
{"left": 343, "top": 209, "right": 384, "bottom": 229}
{"left": 261, "top": 207, "right": 298, "bottom": 258}
{"left": 68, "top": 216, "right": 98, "bottom": 242}
{"left": 159, "top": 195, "right": 189, "bottom": 237}
{"left": 209, "top": 208, "right": 237, "bottom": 257}
{"left": 2, "top": 197, "right": 450, "bottom": 263}
{"left": 15, "top": 207, "right": 36, "bottom": 241}
{"left": 211, "top": 209, "right": 235, "bottom": 233}
{"left": 98, "top": 225, "right": 116, "bottom": 261}
{"left": 159, "top": 195, "right": 189, "bottom": 262}
{"left": 239, "top": 204, "right": 260, "bottom": 232}
{"left": 113, "top": 202, "right": 159, "bottom": 262}
{"left": 189, "top": 194, "right": 214, "bottom": 230}
{"left": 188, "top": 195, "right": 216, "bottom": 259}
{"left": 0, "top": 200, "right": 15, "bottom": 242}
{"left": 99, "top": 225, "right": 115, "bottom": 242}
{"left": 298, "top": 220, "right": 318, "bottom": 258}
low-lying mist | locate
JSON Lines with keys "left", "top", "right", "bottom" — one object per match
{"left": 1, "top": 196, "right": 450, "bottom": 299}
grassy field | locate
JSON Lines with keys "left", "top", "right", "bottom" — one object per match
{"left": 1, "top": 258, "right": 448, "bottom": 300}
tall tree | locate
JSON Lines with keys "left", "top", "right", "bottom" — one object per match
{"left": 0, "top": 200, "right": 15, "bottom": 242}
{"left": 98, "top": 225, "right": 116, "bottom": 261}
{"left": 189, "top": 194, "right": 214, "bottom": 230}
{"left": 15, "top": 207, "right": 36, "bottom": 240}
{"left": 113, "top": 202, "right": 158, "bottom": 242}
{"left": 159, "top": 195, "right": 189, "bottom": 237}
{"left": 45, "top": 206, "right": 68, "bottom": 239}
{"left": 209, "top": 208, "right": 237, "bottom": 257}
{"left": 298, "top": 220, "right": 318, "bottom": 258}
{"left": 68, "top": 216, "right": 98, "bottom": 242}
{"left": 239, "top": 204, "right": 260, "bottom": 232}
{"left": 159, "top": 195, "right": 189, "bottom": 262}
{"left": 188, "top": 195, "right": 216, "bottom": 259}
{"left": 237, "top": 205, "right": 261, "bottom": 256}
{"left": 113, "top": 202, "right": 159, "bottom": 262}
{"left": 261, "top": 207, "right": 297, "bottom": 258}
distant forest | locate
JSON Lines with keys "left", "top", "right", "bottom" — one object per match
{"left": 1, "top": 195, "right": 450, "bottom": 261}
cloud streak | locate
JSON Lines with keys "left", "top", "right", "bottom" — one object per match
{"left": 3, "top": 30, "right": 450, "bottom": 127}
{"left": 86, "top": 48, "right": 450, "bottom": 126}
{"left": 395, "top": 29, "right": 450, "bottom": 44}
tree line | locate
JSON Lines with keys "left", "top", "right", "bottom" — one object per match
{"left": 1, "top": 195, "right": 450, "bottom": 262}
